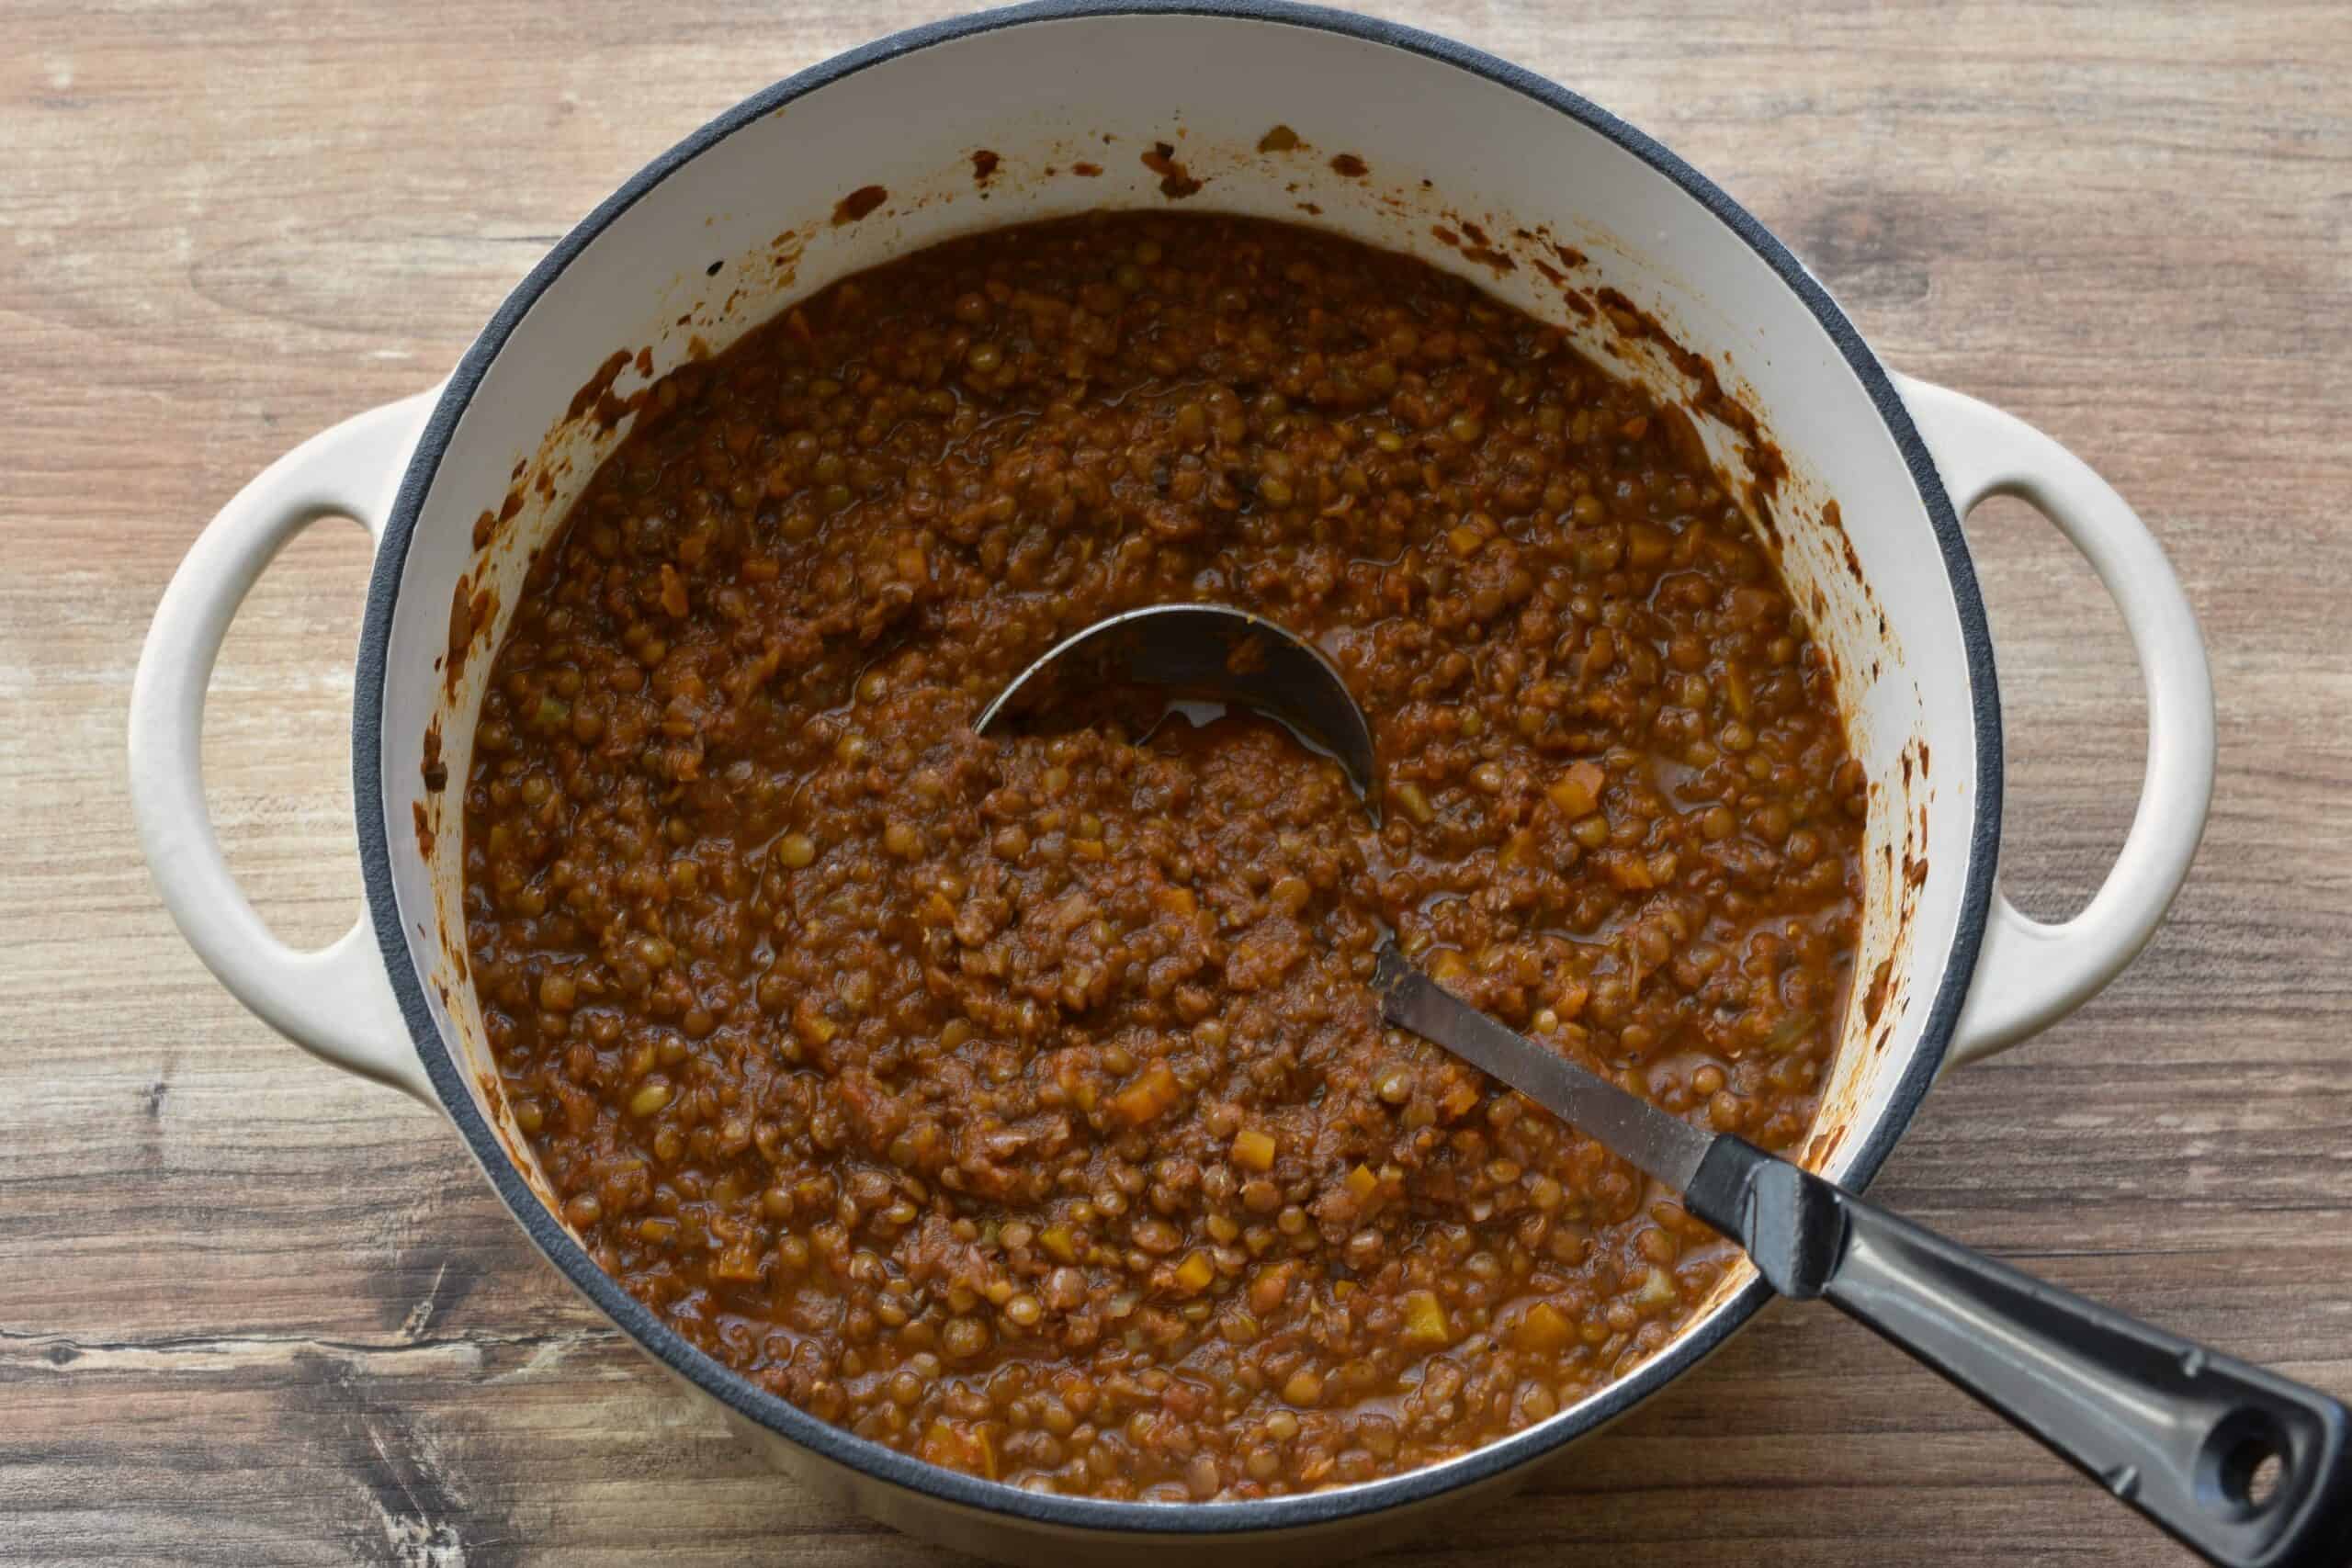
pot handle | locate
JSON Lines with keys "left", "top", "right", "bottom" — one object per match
{"left": 1892, "top": 375, "right": 2216, "bottom": 1069}
{"left": 129, "top": 392, "right": 440, "bottom": 1105}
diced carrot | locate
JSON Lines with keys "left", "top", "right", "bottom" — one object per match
{"left": 1110, "top": 1060, "right": 1182, "bottom": 1125}
{"left": 1402, "top": 1290, "right": 1452, "bottom": 1347}
{"left": 1545, "top": 761, "right": 1606, "bottom": 818}
{"left": 1605, "top": 852, "right": 1656, "bottom": 891}
{"left": 1173, "top": 1250, "right": 1216, "bottom": 1292}
{"left": 920, "top": 1419, "right": 999, "bottom": 1479}
{"left": 1514, "top": 1301, "right": 1576, "bottom": 1354}
{"left": 1249, "top": 1261, "right": 1296, "bottom": 1314}
{"left": 1230, "top": 1128, "right": 1277, "bottom": 1171}
{"left": 793, "top": 997, "right": 837, "bottom": 1046}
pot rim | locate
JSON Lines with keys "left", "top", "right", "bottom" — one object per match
{"left": 354, "top": 0, "right": 2003, "bottom": 1536}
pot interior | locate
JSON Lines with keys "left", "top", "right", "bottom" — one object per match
{"left": 373, "top": 4, "right": 1984, "bottom": 1479}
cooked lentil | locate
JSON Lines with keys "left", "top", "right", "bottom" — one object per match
{"left": 464, "top": 212, "right": 1864, "bottom": 1502}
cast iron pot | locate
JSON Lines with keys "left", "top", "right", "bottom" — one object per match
{"left": 130, "top": 4, "right": 2216, "bottom": 1562}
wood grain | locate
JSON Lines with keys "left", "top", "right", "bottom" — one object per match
{"left": 4, "top": 1, "right": 2348, "bottom": 1562}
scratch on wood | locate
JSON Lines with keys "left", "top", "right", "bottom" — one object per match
{"left": 0, "top": 1324, "right": 617, "bottom": 1375}
{"left": 400, "top": 1259, "right": 451, "bottom": 1343}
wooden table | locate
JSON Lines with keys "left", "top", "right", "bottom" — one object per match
{"left": 6, "top": 2, "right": 2346, "bottom": 1562}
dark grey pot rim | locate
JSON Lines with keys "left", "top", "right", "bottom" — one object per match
{"left": 354, "top": 0, "right": 2002, "bottom": 1538}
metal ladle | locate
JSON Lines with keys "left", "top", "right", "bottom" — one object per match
{"left": 977, "top": 603, "right": 1379, "bottom": 818}
{"left": 979, "top": 601, "right": 2351, "bottom": 1568}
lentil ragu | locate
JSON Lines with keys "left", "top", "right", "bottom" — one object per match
{"left": 462, "top": 213, "right": 1865, "bottom": 1503}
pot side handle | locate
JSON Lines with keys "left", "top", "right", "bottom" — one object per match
{"left": 1893, "top": 375, "right": 2216, "bottom": 1070}
{"left": 129, "top": 392, "right": 441, "bottom": 1106}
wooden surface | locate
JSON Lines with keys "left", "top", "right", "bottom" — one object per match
{"left": 5, "top": 2, "right": 2348, "bottom": 1562}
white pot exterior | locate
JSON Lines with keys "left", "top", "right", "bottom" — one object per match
{"left": 130, "top": 6, "right": 2214, "bottom": 1562}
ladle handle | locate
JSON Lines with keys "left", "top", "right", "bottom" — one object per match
{"left": 1690, "top": 1139, "right": 2352, "bottom": 1566}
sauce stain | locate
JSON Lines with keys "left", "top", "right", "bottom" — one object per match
{"left": 831, "top": 184, "right": 888, "bottom": 225}
{"left": 1140, "top": 141, "right": 1202, "bottom": 199}
{"left": 1862, "top": 956, "right": 1894, "bottom": 1025}
{"left": 420, "top": 718, "right": 447, "bottom": 793}
{"left": 444, "top": 575, "right": 493, "bottom": 698}
{"left": 564, "top": 348, "right": 631, "bottom": 423}
{"left": 1430, "top": 220, "right": 1516, "bottom": 276}
{"left": 470, "top": 486, "right": 526, "bottom": 550}
{"left": 1594, "top": 287, "right": 1787, "bottom": 498}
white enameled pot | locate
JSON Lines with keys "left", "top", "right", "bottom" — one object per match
{"left": 128, "top": 5, "right": 2216, "bottom": 1562}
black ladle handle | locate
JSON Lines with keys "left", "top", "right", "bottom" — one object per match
{"left": 1688, "top": 1138, "right": 2352, "bottom": 1566}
